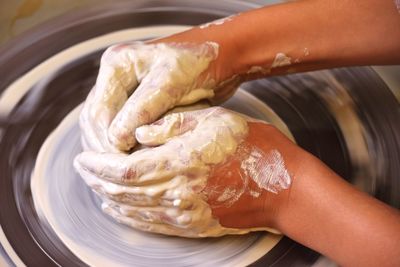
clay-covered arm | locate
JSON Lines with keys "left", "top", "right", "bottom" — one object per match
{"left": 159, "top": 0, "right": 400, "bottom": 83}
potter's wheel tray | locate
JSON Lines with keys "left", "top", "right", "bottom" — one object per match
{"left": 0, "top": 1, "right": 399, "bottom": 266}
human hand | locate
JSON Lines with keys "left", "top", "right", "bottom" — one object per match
{"left": 80, "top": 41, "right": 242, "bottom": 152}
{"left": 74, "top": 107, "right": 299, "bottom": 237}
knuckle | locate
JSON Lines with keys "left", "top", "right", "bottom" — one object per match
{"left": 123, "top": 166, "right": 137, "bottom": 182}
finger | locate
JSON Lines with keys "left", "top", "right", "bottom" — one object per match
{"left": 94, "top": 44, "right": 139, "bottom": 106}
{"left": 107, "top": 69, "right": 179, "bottom": 151}
{"left": 135, "top": 107, "right": 238, "bottom": 146}
{"left": 135, "top": 111, "right": 201, "bottom": 146}
{"left": 83, "top": 45, "right": 141, "bottom": 151}
{"left": 165, "top": 100, "right": 210, "bottom": 115}
{"left": 79, "top": 90, "right": 104, "bottom": 151}
{"left": 76, "top": 164, "right": 192, "bottom": 208}
{"left": 74, "top": 150, "right": 175, "bottom": 185}
{"left": 79, "top": 88, "right": 119, "bottom": 152}
{"left": 102, "top": 201, "right": 195, "bottom": 237}
{"left": 95, "top": 188, "right": 191, "bottom": 208}
{"left": 74, "top": 151, "right": 127, "bottom": 182}
{"left": 78, "top": 167, "right": 159, "bottom": 206}
{"left": 104, "top": 199, "right": 185, "bottom": 225}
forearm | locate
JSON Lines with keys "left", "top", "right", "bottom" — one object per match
{"left": 208, "top": 122, "right": 400, "bottom": 266}
{"left": 158, "top": 0, "right": 400, "bottom": 82}
{"left": 229, "top": 0, "right": 400, "bottom": 77}
{"left": 273, "top": 152, "right": 400, "bottom": 267}
{"left": 244, "top": 124, "right": 400, "bottom": 266}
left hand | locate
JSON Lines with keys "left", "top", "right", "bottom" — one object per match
{"left": 74, "top": 107, "right": 299, "bottom": 237}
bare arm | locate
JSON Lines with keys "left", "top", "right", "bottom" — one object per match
{"left": 209, "top": 123, "right": 400, "bottom": 267}
{"left": 273, "top": 152, "right": 400, "bottom": 267}
{"left": 159, "top": 0, "right": 400, "bottom": 83}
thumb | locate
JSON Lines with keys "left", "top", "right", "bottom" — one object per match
{"left": 135, "top": 110, "right": 207, "bottom": 146}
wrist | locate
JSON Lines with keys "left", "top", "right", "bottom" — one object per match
{"left": 245, "top": 122, "right": 309, "bottom": 229}
{"left": 270, "top": 152, "right": 321, "bottom": 232}
{"left": 152, "top": 23, "right": 243, "bottom": 84}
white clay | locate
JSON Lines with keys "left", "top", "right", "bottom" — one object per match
{"left": 76, "top": 108, "right": 260, "bottom": 237}
{"left": 199, "top": 15, "right": 236, "bottom": 29}
{"left": 241, "top": 148, "right": 291, "bottom": 194}
{"left": 74, "top": 107, "right": 290, "bottom": 237}
{"left": 80, "top": 42, "right": 220, "bottom": 152}
{"left": 271, "top": 53, "right": 292, "bottom": 68}
{"left": 247, "top": 65, "right": 271, "bottom": 75}
{"left": 75, "top": 39, "right": 295, "bottom": 238}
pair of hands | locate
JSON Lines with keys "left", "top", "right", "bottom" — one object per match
{"left": 74, "top": 41, "right": 297, "bottom": 237}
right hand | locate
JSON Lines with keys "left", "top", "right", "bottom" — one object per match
{"left": 80, "top": 41, "right": 241, "bottom": 152}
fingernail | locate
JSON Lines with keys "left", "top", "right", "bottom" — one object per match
{"left": 135, "top": 125, "right": 148, "bottom": 142}
{"left": 135, "top": 125, "right": 164, "bottom": 146}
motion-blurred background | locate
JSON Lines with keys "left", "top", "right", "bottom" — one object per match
{"left": 0, "top": 1, "right": 399, "bottom": 267}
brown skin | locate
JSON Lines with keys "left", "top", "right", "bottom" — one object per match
{"left": 205, "top": 123, "right": 400, "bottom": 267}
{"left": 152, "top": 1, "right": 400, "bottom": 264}
{"left": 204, "top": 122, "right": 303, "bottom": 229}
{"left": 149, "top": 0, "right": 400, "bottom": 265}
{"left": 275, "top": 153, "right": 400, "bottom": 267}
{"left": 156, "top": 0, "right": 400, "bottom": 96}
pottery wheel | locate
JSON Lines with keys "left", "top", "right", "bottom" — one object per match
{"left": 1, "top": 1, "right": 399, "bottom": 266}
